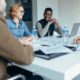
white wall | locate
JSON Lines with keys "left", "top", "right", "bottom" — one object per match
{"left": 32, "top": 0, "right": 80, "bottom": 31}
{"left": 73, "top": 0, "right": 80, "bottom": 23}
{"left": 58, "top": 0, "right": 74, "bottom": 29}
{"left": 32, "top": 0, "right": 58, "bottom": 26}
{"left": 59, "top": 0, "right": 80, "bottom": 33}
{"left": 37, "top": 0, "right": 58, "bottom": 20}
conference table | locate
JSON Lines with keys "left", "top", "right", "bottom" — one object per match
{"left": 13, "top": 36, "right": 80, "bottom": 80}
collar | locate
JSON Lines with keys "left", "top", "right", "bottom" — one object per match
{"left": 9, "top": 17, "right": 22, "bottom": 25}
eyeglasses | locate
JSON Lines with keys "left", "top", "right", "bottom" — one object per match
{"left": 20, "top": 10, "right": 25, "bottom": 13}
{"left": 45, "top": 14, "right": 52, "bottom": 16}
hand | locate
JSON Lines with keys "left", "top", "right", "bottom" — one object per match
{"left": 50, "top": 18, "right": 59, "bottom": 24}
{"left": 48, "top": 18, "right": 59, "bottom": 25}
{"left": 74, "top": 36, "right": 80, "bottom": 44}
{"left": 19, "top": 36, "right": 33, "bottom": 45}
{"left": 26, "top": 36, "right": 33, "bottom": 42}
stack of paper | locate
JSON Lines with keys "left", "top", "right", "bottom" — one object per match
{"left": 40, "top": 46, "right": 73, "bottom": 54}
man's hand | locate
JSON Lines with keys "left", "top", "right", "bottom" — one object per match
{"left": 74, "top": 36, "right": 80, "bottom": 44}
{"left": 23, "top": 36, "right": 33, "bottom": 42}
{"left": 48, "top": 18, "right": 59, "bottom": 25}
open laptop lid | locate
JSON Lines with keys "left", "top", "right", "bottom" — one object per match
{"left": 71, "top": 23, "right": 80, "bottom": 37}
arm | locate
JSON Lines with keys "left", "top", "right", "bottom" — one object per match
{"left": 55, "top": 24, "right": 62, "bottom": 35}
{"left": 18, "top": 22, "right": 33, "bottom": 45}
{"left": 36, "top": 21, "right": 51, "bottom": 37}
{"left": 23, "top": 22, "right": 32, "bottom": 36}
{"left": 49, "top": 18, "right": 62, "bottom": 35}
{"left": 0, "top": 19, "right": 34, "bottom": 65}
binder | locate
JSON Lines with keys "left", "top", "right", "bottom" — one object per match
{"left": 35, "top": 50, "right": 68, "bottom": 60}
{"left": 35, "top": 46, "right": 76, "bottom": 60}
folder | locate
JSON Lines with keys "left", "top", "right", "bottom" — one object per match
{"left": 35, "top": 50, "right": 68, "bottom": 60}
{"left": 35, "top": 46, "right": 76, "bottom": 60}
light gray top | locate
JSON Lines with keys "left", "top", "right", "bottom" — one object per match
{"left": 36, "top": 21, "right": 62, "bottom": 37}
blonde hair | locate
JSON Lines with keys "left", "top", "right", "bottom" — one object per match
{"left": 9, "top": 3, "right": 24, "bottom": 18}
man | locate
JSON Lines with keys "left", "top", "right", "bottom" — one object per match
{"left": 0, "top": 0, "right": 34, "bottom": 79}
{"left": 36, "top": 7, "right": 62, "bottom": 37}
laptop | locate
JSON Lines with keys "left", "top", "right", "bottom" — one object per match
{"left": 71, "top": 23, "right": 80, "bottom": 37}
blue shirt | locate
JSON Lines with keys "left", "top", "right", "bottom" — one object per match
{"left": 6, "top": 18, "right": 32, "bottom": 39}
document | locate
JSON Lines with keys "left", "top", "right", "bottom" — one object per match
{"left": 40, "top": 46, "right": 73, "bottom": 54}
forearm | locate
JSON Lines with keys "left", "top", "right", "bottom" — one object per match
{"left": 36, "top": 22, "right": 51, "bottom": 37}
{"left": 55, "top": 24, "right": 62, "bottom": 35}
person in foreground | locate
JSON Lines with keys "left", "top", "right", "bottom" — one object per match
{"left": 36, "top": 7, "right": 62, "bottom": 37}
{"left": 0, "top": 0, "right": 34, "bottom": 79}
{"left": 7, "top": 3, "right": 33, "bottom": 45}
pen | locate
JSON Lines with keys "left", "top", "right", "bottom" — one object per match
{"left": 41, "top": 45, "right": 50, "bottom": 47}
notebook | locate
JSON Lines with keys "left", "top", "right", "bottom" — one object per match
{"left": 34, "top": 46, "right": 76, "bottom": 60}
{"left": 35, "top": 50, "right": 69, "bottom": 60}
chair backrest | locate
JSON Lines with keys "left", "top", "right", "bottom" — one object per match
{"left": 7, "top": 74, "right": 26, "bottom": 80}
{"left": 71, "top": 23, "right": 80, "bottom": 37}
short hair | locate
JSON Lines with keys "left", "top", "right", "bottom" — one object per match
{"left": 9, "top": 3, "right": 23, "bottom": 18}
{"left": 44, "top": 7, "right": 53, "bottom": 15}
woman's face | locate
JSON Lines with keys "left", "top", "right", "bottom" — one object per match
{"left": 15, "top": 7, "right": 24, "bottom": 20}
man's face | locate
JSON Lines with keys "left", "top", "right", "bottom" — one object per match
{"left": 15, "top": 7, "right": 24, "bottom": 20}
{"left": 44, "top": 10, "right": 52, "bottom": 21}
{"left": 0, "top": 0, "right": 6, "bottom": 14}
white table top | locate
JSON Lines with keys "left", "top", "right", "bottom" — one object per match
{"left": 13, "top": 37, "right": 80, "bottom": 80}
{"left": 14, "top": 51, "right": 80, "bottom": 80}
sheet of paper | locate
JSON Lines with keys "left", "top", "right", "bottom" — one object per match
{"left": 40, "top": 46, "right": 73, "bottom": 54}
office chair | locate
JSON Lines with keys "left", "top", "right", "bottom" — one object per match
{"left": 70, "top": 23, "right": 80, "bottom": 37}
{"left": 7, "top": 74, "right": 26, "bottom": 80}
{"left": 7, "top": 63, "right": 26, "bottom": 80}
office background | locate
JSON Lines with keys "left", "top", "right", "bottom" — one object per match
{"left": 6, "top": 0, "right": 80, "bottom": 33}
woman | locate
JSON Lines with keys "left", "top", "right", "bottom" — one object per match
{"left": 7, "top": 4, "right": 33, "bottom": 45}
